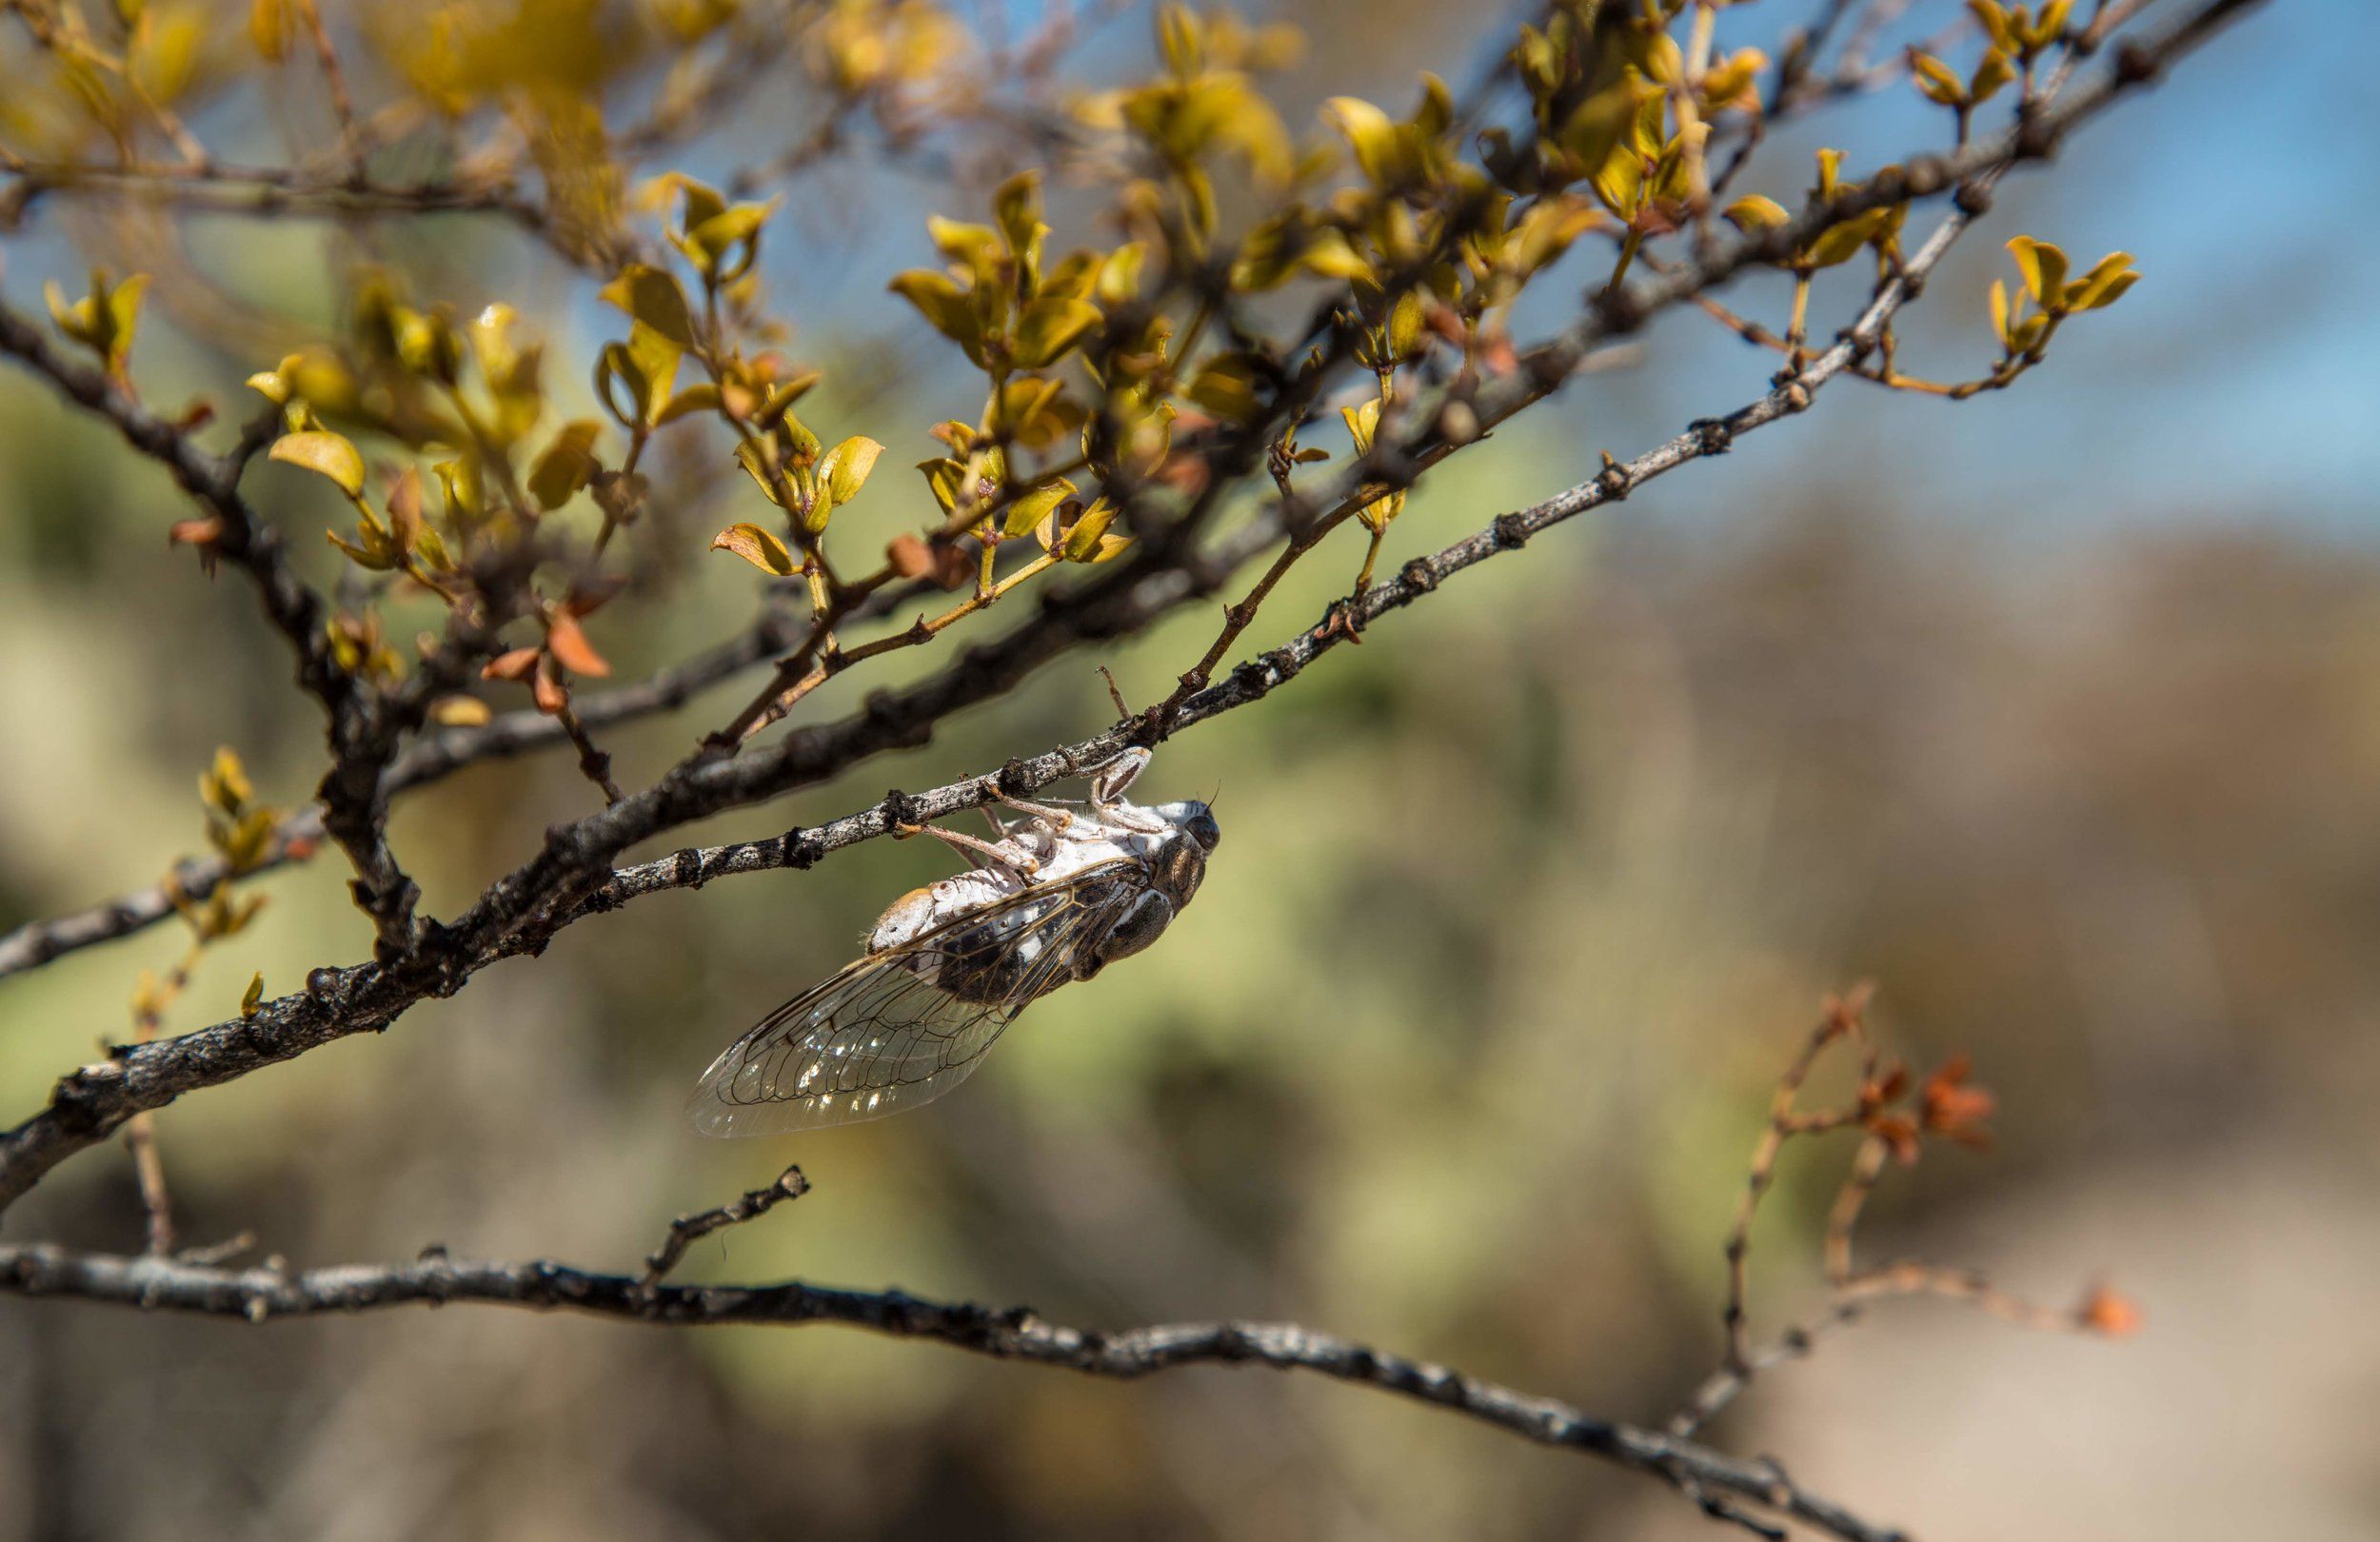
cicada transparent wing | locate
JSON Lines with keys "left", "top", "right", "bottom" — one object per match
{"left": 687, "top": 860, "right": 1150, "bottom": 1137}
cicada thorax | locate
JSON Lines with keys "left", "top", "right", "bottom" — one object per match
{"left": 1073, "top": 838, "right": 1208, "bottom": 978}
{"left": 1149, "top": 840, "right": 1206, "bottom": 910}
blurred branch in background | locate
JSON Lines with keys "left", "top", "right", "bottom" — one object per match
{"left": 1670, "top": 985, "right": 2135, "bottom": 1441}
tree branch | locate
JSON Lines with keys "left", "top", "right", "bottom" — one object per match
{"left": 0, "top": 1236, "right": 1902, "bottom": 1542}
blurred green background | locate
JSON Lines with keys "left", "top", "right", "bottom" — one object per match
{"left": 4, "top": 1, "right": 2378, "bottom": 1538}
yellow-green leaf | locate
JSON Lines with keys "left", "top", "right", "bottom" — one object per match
{"left": 1324, "top": 95, "right": 1401, "bottom": 184}
{"left": 270, "top": 431, "right": 366, "bottom": 498}
{"left": 1911, "top": 52, "right": 1967, "bottom": 106}
{"left": 1723, "top": 194, "right": 1791, "bottom": 233}
{"left": 2006, "top": 236, "right": 2067, "bottom": 306}
{"left": 688, "top": 201, "right": 775, "bottom": 262}
{"left": 2065, "top": 251, "right": 2138, "bottom": 311}
{"left": 1098, "top": 244, "right": 1147, "bottom": 304}
{"left": 654, "top": 383, "right": 723, "bottom": 425}
{"left": 819, "top": 436, "right": 884, "bottom": 507}
{"left": 1560, "top": 75, "right": 1653, "bottom": 178}
{"left": 734, "top": 441, "right": 786, "bottom": 505}
{"left": 711, "top": 522, "right": 798, "bottom": 575}
{"left": 927, "top": 216, "right": 1003, "bottom": 273}
{"left": 1970, "top": 0, "right": 2016, "bottom": 52}
{"left": 528, "top": 420, "right": 602, "bottom": 510}
{"left": 1059, "top": 496, "right": 1120, "bottom": 562}
{"left": 1299, "top": 227, "right": 1375, "bottom": 283}
{"left": 1186, "top": 354, "right": 1262, "bottom": 421}
{"left": 1011, "top": 297, "right": 1101, "bottom": 370}
{"left": 201, "top": 745, "right": 251, "bottom": 815}
{"left": 103, "top": 273, "right": 148, "bottom": 369}
{"left": 994, "top": 170, "right": 1044, "bottom": 264}
{"left": 245, "top": 353, "right": 307, "bottom": 405}
{"left": 889, "top": 269, "right": 984, "bottom": 363}
{"left": 625, "top": 323, "right": 683, "bottom": 420}
{"left": 1002, "top": 478, "right": 1075, "bottom": 541}
{"left": 1803, "top": 209, "right": 1887, "bottom": 269}
{"left": 1815, "top": 147, "right": 1847, "bottom": 199}
{"left": 1386, "top": 291, "right": 1426, "bottom": 364}
{"left": 598, "top": 264, "right": 697, "bottom": 348}
{"left": 1340, "top": 396, "right": 1382, "bottom": 453}
{"left": 248, "top": 0, "right": 288, "bottom": 59}
{"left": 1970, "top": 49, "right": 2015, "bottom": 103}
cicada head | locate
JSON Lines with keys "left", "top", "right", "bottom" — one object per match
{"left": 1150, "top": 799, "right": 1220, "bottom": 854}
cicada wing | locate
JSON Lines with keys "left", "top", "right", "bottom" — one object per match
{"left": 685, "top": 960, "right": 1012, "bottom": 1137}
{"left": 687, "top": 860, "right": 1147, "bottom": 1137}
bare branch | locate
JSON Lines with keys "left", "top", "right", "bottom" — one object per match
{"left": 0, "top": 1236, "right": 1903, "bottom": 1542}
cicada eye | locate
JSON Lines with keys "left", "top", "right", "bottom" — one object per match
{"left": 1184, "top": 808, "right": 1220, "bottom": 853}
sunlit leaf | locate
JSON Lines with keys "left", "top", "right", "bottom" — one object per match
{"left": 528, "top": 421, "right": 603, "bottom": 510}
{"left": 270, "top": 431, "right": 366, "bottom": 499}
{"left": 1723, "top": 194, "right": 1790, "bottom": 232}
{"left": 820, "top": 436, "right": 884, "bottom": 507}
{"left": 1011, "top": 297, "right": 1101, "bottom": 369}
{"left": 598, "top": 264, "right": 696, "bottom": 348}
{"left": 711, "top": 522, "right": 799, "bottom": 575}
{"left": 1002, "top": 479, "right": 1075, "bottom": 541}
{"left": 2006, "top": 236, "right": 2067, "bottom": 306}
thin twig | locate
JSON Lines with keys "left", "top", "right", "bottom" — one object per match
{"left": 640, "top": 1164, "right": 809, "bottom": 1285}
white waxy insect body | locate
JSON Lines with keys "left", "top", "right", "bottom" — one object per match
{"left": 687, "top": 748, "right": 1221, "bottom": 1137}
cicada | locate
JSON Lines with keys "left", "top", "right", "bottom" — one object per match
{"left": 687, "top": 746, "right": 1220, "bottom": 1137}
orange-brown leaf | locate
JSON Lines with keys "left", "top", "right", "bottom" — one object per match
{"left": 2077, "top": 1283, "right": 2143, "bottom": 1337}
{"left": 545, "top": 610, "right": 611, "bottom": 678}
{"left": 1920, "top": 1053, "right": 1994, "bottom": 1147}
{"left": 1867, "top": 1112, "right": 1921, "bottom": 1166}
{"left": 481, "top": 646, "right": 542, "bottom": 682}
{"left": 387, "top": 466, "right": 425, "bottom": 552}
{"left": 885, "top": 532, "right": 936, "bottom": 579}
{"left": 530, "top": 662, "right": 567, "bottom": 716}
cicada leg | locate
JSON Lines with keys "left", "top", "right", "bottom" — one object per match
{"left": 1084, "top": 745, "right": 1167, "bottom": 834}
{"left": 898, "top": 821, "right": 1042, "bottom": 880}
